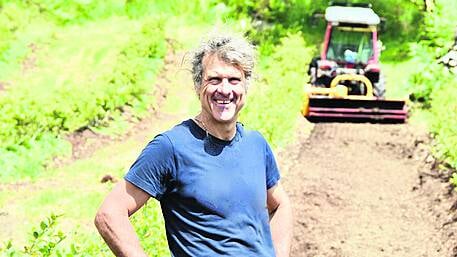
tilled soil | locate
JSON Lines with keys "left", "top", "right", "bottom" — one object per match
{"left": 278, "top": 122, "right": 457, "bottom": 257}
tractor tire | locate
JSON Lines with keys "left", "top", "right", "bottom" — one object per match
{"left": 373, "top": 74, "right": 386, "bottom": 98}
{"left": 308, "top": 57, "right": 320, "bottom": 85}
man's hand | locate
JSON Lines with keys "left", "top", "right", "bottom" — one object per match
{"left": 267, "top": 182, "right": 293, "bottom": 257}
{"left": 94, "top": 180, "right": 150, "bottom": 257}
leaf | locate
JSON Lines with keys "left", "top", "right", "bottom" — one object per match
{"left": 40, "top": 221, "right": 47, "bottom": 230}
{"left": 6, "top": 240, "right": 13, "bottom": 249}
{"left": 33, "top": 231, "right": 39, "bottom": 239}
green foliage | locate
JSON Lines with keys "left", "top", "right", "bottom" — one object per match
{"left": 0, "top": 14, "right": 166, "bottom": 181}
{"left": 240, "top": 33, "right": 313, "bottom": 147}
{"left": 407, "top": 59, "right": 450, "bottom": 107}
{"left": 1, "top": 214, "right": 66, "bottom": 257}
{"left": 131, "top": 203, "right": 169, "bottom": 256}
{"left": 451, "top": 173, "right": 457, "bottom": 189}
{"left": 126, "top": 0, "right": 222, "bottom": 20}
{"left": 0, "top": 133, "right": 71, "bottom": 181}
{"left": 223, "top": 0, "right": 326, "bottom": 27}
{"left": 18, "top": 0, "right": 126, "bottom": 25}
{"left": 404, "top": 0, "right": 457, "bottom": 187}
{"left": 417, "top": 0, "right": 457, "bottom": 52}
{"left": 222, "top": 0, "right": 325, "bottom": 50}
{"left": 0, "top": 206, "right": 168, "bottom": 256}
{"left": 429, "top": 78, "right": 457, "bottom": 170}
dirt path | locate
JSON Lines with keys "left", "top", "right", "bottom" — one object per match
{"left": 278, "top": 122, "right": 457, "bottom": 257}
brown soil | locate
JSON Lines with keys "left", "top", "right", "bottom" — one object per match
{"left": 278, "top": 121, "right": 457, "bottom": 257}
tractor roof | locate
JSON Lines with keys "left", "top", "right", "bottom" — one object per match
{"left": 325, "top": 6, "right": 380, "bottom": 25}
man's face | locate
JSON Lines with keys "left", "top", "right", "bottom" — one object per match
{"left": 199, "top": 54, "right": 246, "bottom": 124}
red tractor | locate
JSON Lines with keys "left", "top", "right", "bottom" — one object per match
{"left": 303, "top": 2, "right": 407, "bottom": 123}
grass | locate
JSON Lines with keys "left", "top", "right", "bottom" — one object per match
{"left": 0, "top": 16, "right": 206, "bottom": 250}
{"left": 0, "top": 103, "right": 189, "bottom": 247}
{"left": 382, "top": 59, "right": 417, "bottom": 99}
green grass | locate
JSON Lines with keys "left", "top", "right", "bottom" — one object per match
{"left": 0, "top": 15, "right": 168, "bottom": 182}
{"left": 0, "top": 53, "right": 199, "bottom": 251}
{"left": 0, "top": 114, "right": 180, "bottom": 247}
{"left": 382, "top": 60, "right": 417, "bottom": 99}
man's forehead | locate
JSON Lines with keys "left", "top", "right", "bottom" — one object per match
{"left": 202, "top": 54, "right": 243, "bottom": 77}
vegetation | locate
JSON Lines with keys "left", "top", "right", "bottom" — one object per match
{"left": 0, "top": 2, "right": 167, "bottom": 182}
{"left": 1, "top": 0, "right": 457, "bottom": 256}
{"left": 406, "top": 0, "right": 457, "bottom": 183}
{"left": 240, "top": 33, "right": 314, "bottom": 147}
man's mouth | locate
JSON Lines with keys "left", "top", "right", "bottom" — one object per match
{"left": 213, "top": 96, "right": 236, "bottom": 105}
{"left": 215, "top": 99, "right": 232, "bottom": 104}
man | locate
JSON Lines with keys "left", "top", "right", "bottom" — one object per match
{"left": 94, "top": 32, "right": 292, "bottom": 257}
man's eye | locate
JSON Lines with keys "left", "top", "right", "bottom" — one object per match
{"left": 228, "top": 78, "right": 241, "bottom": 85}
{"left": 208, "top": 78, "right": 222, "bottom": 85}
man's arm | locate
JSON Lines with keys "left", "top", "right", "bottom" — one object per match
{"left": 267, "top": 182, "right": 293, "bottom": 257}
{"left": 94, "top": 179, "right": 151, "bottom": 257}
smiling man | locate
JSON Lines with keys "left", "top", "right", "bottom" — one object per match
{"left": 95, "top": 32, "right": 292, "bottom": 257}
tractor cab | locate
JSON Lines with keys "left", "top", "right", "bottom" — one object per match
{"left": 325, "top": 25, "right": 374, "bottom": 66}
{"left": 323, "top": 5, "right": 380, "bottom": 68}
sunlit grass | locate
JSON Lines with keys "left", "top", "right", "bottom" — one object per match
{"left": 382, "top": 59, "right": 417, "bottom": 99}
{"left": 5, "top": 17, "right": 138, "bottom": 94}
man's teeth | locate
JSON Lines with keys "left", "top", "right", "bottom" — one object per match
{"left": 216, "top": 100, "right": 231, "bottom": 104}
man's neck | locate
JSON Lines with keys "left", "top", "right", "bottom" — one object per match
{"left": 195, "top": 113, "right": 237, "bottom": 141}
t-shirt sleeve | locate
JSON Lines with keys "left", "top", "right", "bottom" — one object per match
{"left": 265, "top": 140, "right": 280, "bottom": 189}
{"left": 124, "top": 134, "right": 175, "bottom": 200}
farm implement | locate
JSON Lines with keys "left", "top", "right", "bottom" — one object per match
{"left": 303, "top": 2, "right": 407, "bottom": 123}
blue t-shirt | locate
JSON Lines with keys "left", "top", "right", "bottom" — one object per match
{"left": 125, "top": 119, "right": 280, "bottom": 257}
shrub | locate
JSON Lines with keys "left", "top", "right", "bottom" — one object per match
{"left": 1, "top": 214, "right": 66, "bottom": 257}
{"left": 240, "top": 32, "right": 313, "bottom": 147}
{"left": 429, "top": 78, "right": 457, "bottom": 170}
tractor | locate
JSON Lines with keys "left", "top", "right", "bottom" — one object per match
{"left": 303, "top": 2, "right": 407, "bottom": 123}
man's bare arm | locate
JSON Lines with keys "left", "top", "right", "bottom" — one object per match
{"left": 94, "top": 179, "right": 150, "bottom": 257}
{"left": 267, "top": 182, "right": 293, "bottom": 257}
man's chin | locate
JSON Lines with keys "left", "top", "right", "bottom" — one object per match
{"left": 211, "top": 112, "right": 237, "bottom": 124}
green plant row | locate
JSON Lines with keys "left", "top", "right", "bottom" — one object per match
{"left": 409, "top": 59, "right": 457, "bottom": 186}
{"left": 406, "top": 0, "right": 457, "bottom": 186}
{"left": 0, "top": 17, "right": 166, "bottom": 181}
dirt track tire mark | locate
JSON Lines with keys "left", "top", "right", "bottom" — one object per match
{"left": 279, "top": 123, "right": 457, "bottom": 257}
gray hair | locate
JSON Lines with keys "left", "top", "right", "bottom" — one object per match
{"left": 191, "top": 33, "right": 256, "bottom": 92}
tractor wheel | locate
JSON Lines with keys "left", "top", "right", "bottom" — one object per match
{"left": 308, "top": 57, "right": 320, "bottom": 85}
{"left": 374, "top": 74, "right": 386, "bottom": 98}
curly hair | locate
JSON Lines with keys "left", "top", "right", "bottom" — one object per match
{"left": 191, "top": 32, "right": 256, "bottom": 92}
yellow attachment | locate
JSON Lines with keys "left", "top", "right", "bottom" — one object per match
{"left": 304, "top": 83, "right": 349, "bottom": 97}
{"left": 330, "top": 74, "right": 374, "bottom": 97}
{"left": 301, "top": 92, "right": 310, "bottom": 116}
{"left": 302, "top": 74, "right": 376, "bottom": 115}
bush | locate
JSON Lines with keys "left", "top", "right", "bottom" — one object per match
{"left": 429, "top": 78, "right": 457, "bottom": 170}
{"left": 407, "top": 60, "right": 450, "bottom": 107}
{"left": 240, "top": 32, "right": 313, "bottom": 147}
{"left": 404, "top": 0, "right": 457, "bottom": 187}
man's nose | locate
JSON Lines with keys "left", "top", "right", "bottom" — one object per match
{"left": 217, "top": 79, "right": 232, "bottom": 95}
